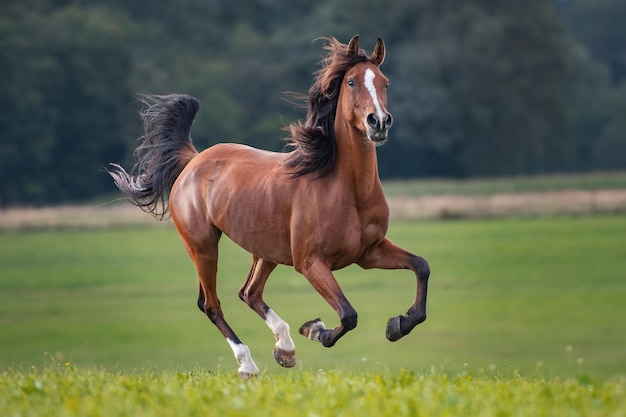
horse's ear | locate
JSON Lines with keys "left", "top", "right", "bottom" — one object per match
{"left": 347, "top": 35, "right": 360, "bottom": 55}
{"left": 371, "top": 37, "right": 385, "bottom": 66}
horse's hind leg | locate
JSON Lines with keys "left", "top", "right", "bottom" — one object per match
{"left": 178, "top": 224, "right": 259, "bottom": 378}
{"left": 194, "top": 250, "right": 259, "bottom": 378}
{"left": 239, "top": 256, "right": 296, "bottom": 368}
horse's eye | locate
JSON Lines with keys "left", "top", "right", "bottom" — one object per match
{"left": 347, "top": 79, "right": 355, "bottom": 87}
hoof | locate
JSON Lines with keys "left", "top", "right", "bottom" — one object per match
{"left": 239, "top": 372, "right": 255, "bottom": 380}
{"left": 273, "top": 348, "right": 296, "bottom": 368}
{"left": 299, "top": 318, "right": 325, "bottom": 341}
{"left": 386, "top": 315, "right": 404, "bottom": 342}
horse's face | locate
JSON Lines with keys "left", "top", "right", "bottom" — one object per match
{"left": 341, "top": 38, "right": 393, "bottom": 144}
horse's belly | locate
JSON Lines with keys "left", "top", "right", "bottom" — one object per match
{"left": 223, "top": 225, "right": 294, "bottom": 266}
{"left": 209, "top": 191, "right": 295, "bottom": 264}
{"left": 208, "top": 184, "right": 295, "bottom": 265}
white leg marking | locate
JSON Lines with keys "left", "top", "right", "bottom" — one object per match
{"left": 226, "top": 338, "right": 259, "bottom": 377}
{"left": 307, "top": 320, "right": 327, "bottom": 342}
{"left": 364, "top": 68, "right": 386, "bottom": 123}
{"left": 265, "top": 309, "right": 296, "bottom": 352}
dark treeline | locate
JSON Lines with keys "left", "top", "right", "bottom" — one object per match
{"left": 1, "top": 0, "right": 625, "bottom": 206}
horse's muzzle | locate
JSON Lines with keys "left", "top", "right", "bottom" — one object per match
{"left": 366, "top": 112, "right": 392, "bottom": 144}
{"left": 367, "top": 129, "right": 389, "bottom": 144}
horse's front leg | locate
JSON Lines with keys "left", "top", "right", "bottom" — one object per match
{"left": 297, "top": 259, "right": 358, "bottom": 348}
{"left": 357, "top": 238, "right": 430, "bottom": 342}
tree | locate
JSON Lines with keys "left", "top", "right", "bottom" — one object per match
{"left": 1, "top": 0, "right": 610, "bottom": 206}
{"left": 558, "top": 0, "right": 626, "bottom": 172}
{"left": 559, "top": 0, "right": 626, "bottom": 85}
{"left": 389, "top": 0, "right": 571, "bottom": 177}
{"left": 0, "top": 5, "right": 134, "bottom": 205}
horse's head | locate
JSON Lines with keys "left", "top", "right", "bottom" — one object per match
{"left": 286, "top": 36, "right": 395, "bottom": 177}
{"left": 340, "top": 36, "right": 393, "bottom": 144}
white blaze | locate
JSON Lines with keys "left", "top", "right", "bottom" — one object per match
{"left": 364, "top": 68, "right": 386, "bottom": 125}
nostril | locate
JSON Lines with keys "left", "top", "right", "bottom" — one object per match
{"left": 385, "top": 113, "right": 393, "bottom": 128}
{"left": 367, "top": 114, "right": 378, "bottom": 129}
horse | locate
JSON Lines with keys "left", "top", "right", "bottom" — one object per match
{"left": 109, "top": 35, "right": 430, "bottom": 378}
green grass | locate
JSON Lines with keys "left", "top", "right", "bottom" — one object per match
{"left": 2, "top": 366, "right": 625, "bottom": 417}
{"left": 2, "top": 216, "right": 626, "bottom": 415}
{"left": 1, "top": 216, "right": 625, "bottom": 380}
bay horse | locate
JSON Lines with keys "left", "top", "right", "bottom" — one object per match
{"left": 109, "top": 36, "right": 429, "bottom": 378}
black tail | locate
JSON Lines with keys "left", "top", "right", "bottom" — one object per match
{"left": 108, "top": 94, "right": 200, "bottom": 219}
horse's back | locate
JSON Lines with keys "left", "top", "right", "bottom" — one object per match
{"left": 176, "top": 143, "right": 287, "bottom": 189}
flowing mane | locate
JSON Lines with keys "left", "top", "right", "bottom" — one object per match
{"left": 284, "top": 37, "right": 370, "bottom": 177}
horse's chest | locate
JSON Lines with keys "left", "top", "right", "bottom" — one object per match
{"left": 359, "top": 221, "right": 386, "bottom": 246}
{"left": 322, "top": 211, "right": 387, "bottom": 268}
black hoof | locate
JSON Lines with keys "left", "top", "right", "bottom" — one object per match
{"left": 386, "top": 315, "right": 404, "bottom": 342}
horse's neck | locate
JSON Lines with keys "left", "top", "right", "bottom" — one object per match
{"left": 333, "top": 121, "right": 383, "bottom": 203}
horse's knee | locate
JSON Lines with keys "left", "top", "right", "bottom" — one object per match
{"left": 341, "top": 310, "right": 358, "bottom": 331}
{"left": 417, "top": 312, "right": 427, "bottom": 324}
{"left": 412, "top": 255, "right": 430, "bottom": 280}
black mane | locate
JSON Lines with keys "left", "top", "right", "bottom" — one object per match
{"left": 284, "top": 38, "right": 370, "bottom": 177}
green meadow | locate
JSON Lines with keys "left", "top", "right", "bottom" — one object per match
{"left": 3, "top": 367, "right": 625, "bottom": 417}
{"left": 1, "top": 216, "right": 625, "bottom": 378}
{"left": 1, "top": 214, "right": 626, "bottom": 416}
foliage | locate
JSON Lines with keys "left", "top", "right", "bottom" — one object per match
{"left": 386, "top": 1, "right": 570, "bottom": 177}
{"left": 0, "top": 3, "right": 134, "bottom": 205}
{"left": 559, "top": 0, "right": 626, "bottom": 85}
{"left": 2, "top": 366, "right": 625, "bottom": 417}
{"left": 1, "top": 0, "right": 625, "bottom": 205}
{"left": 558, "top": 0, "right": 626, "bottom": 172}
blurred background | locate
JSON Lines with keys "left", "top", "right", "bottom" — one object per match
{"left": 1, "top": 0, "right": 625, "bottom": 207}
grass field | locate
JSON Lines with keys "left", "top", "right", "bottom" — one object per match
{"left": 1, "top": 216, "right": 625, "bottom": 378}
{"left": 2, "top": 367, "right": 625, "bottom": 417}
{"left": 1, "top": 213, "right": 625, "bottom": 415}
